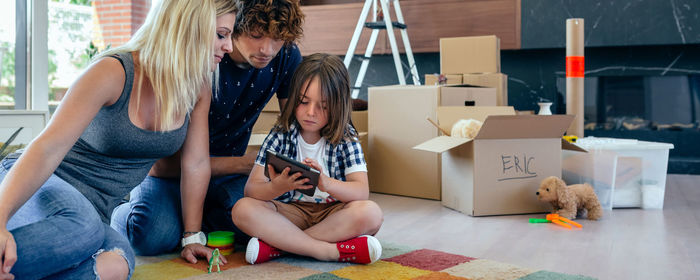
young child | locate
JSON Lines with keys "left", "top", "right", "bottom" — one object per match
{"left": 231, "top": 53, "right": 383, "bottom": 265}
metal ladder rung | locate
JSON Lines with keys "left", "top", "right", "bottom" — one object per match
{"left": 353, "top": 54, "right": 371, "bottom": 61}
{"left": 344, "top": 0, "right": 420, "bottom": 99}
{"left": 364, "top": 21, "right": 407, "bottom": 29}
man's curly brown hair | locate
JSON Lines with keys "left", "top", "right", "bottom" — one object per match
{"left": 234, "top": 0, "right": 304, "bottom": 43}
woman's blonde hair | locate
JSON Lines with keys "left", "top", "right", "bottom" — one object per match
{"left": 99, "top": 0, "right": 216, "bottom": 130}
{"left": 216, "top": 0, "right": 238, "bottom": 17}
{"left": 213, "top": 0, "right": 238, "bottom": 100}
{"left": 276, "top": 53, "right": 356, "bottom": 145}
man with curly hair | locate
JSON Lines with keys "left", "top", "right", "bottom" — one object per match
{"left": 111, "top": 0, "right": 305, "bottom": 257}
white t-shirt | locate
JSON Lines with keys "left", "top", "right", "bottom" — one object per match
{"left": 295, "top": 134, "right": 367, "bottom": 203}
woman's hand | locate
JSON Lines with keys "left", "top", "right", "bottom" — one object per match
{"left": 181, "top": 243, "right": 227, "bottom": 265}
{"left": 0, "top": 228, "right": 16, "bottom": 279}
{"left": 267, "top": 164, "right": 312, "bottom": 193}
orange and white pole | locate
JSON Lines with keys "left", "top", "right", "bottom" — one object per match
{"left": 566, "top": 18, "right": 584, "bottom": 137}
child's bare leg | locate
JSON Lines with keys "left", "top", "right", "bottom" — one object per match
{"left": 304, "top": 200, "right": 383, "bottom": 243}
{"left": 231, "top": 197, "right": 338, "bottom": 261}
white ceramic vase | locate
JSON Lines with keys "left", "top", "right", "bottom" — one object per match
{"left": 537, "top": 102, "right": 552, "bottom": 115}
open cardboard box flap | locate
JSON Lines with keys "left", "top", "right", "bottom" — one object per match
{"left": 413, "top": 136, "right": 472, "bottom": 153}
{"left": 415, "top": 106, "right": 514, "bottom": 153}
{"left": 415, "top": 111, "right": 582, "bottom": 153}
{"left": 562, "top": 138, "right": 587, "bottom": 152}
{"left": 476, "top": 115, "right": 573, "bottom": 139}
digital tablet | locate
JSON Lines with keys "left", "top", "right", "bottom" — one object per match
{"left": 264, "top": 150, "right": 320, "bottom": 196}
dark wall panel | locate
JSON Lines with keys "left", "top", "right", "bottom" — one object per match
{"left": 522, "top": 0, "right": 700, "bottom": 49}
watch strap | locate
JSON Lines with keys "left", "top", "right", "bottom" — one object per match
{"left": 181, "top": 231, "right": 207, "bottom": 247}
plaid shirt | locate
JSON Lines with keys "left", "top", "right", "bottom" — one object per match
{"left": 255, "top": 122, "right": 366, "bottom": 203}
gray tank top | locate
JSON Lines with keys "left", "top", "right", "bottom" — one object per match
{"left": 54, "top": 52, "right": 190, "bottom": 223}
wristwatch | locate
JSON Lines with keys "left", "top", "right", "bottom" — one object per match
{"left": 181, "top": 231, "right": 207, "bottom": 247}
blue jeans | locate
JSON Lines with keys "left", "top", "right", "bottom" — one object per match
{"left": 110, "top": 174, "right": 248, "bottom": 256}
{"left": 0, "top": 157, "right": 135, "bottom": 279}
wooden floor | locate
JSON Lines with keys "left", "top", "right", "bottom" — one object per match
{"left": 371, "top": 174, "right": 700, "bottom": 280}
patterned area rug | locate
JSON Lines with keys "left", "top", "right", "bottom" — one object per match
{"left": 133, "top": 241, "right": 595, "bottom": 280}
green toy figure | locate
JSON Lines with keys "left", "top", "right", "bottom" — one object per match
{"left": 208, "top": 248, "right": 222, "bottom": 273}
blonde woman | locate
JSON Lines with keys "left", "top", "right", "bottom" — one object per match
{"left": 0, "top": 0, "right": 234, "bottom": 279}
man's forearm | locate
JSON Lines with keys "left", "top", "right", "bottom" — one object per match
{"left": 210, "top": 153, "right": 256, "bottom": 177}
{"left": 150, "top": 150, "right": 257, "bottom": 178}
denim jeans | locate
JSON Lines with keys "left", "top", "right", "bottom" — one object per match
{"left": 110, "top": 174, "right": 248, "bottom": 256}
{"left": 0, "top": 157, "right": 135, "bottom": 279}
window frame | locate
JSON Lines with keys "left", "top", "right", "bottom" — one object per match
{"left": 14, "top": 0, "right": 48, "bottom": 111}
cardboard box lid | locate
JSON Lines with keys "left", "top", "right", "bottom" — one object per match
{"left": 414, "top": 135, "right": 472, "bottom": 153}
{"left": 476, "top": 115, "right": 574, "bottom": 140}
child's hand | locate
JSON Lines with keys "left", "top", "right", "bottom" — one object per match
{"left": 267, "top": 164, "right": 313, "bottom": 193}
{"left": 302, "top": 158, "right": 330, "bottom": 192}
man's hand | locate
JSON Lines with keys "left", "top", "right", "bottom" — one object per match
{"left": 0, "top": 229, "right": 16, "bottom": 280}
{"left": 181, "top": 244, "right": 228, "bottom": 265}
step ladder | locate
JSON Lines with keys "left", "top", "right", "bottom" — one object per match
{"left": 344, "top": 0, "right": 421, "bottom": 99}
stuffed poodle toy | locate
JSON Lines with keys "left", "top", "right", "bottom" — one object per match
{"left": 536, "top": 176, "right": 603, "bottom": 220}
{"left": 450, "top": 119, "right": 483, "bottom": 138}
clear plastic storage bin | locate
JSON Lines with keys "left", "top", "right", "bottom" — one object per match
{"left": 562, "top": 137, "right": 673, "bottom": 210}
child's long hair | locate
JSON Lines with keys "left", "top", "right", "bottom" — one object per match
{"left": 276, "top": 53, "right": 357, "bottom": 145}
{"left": 99, "top": 0, "right": 216, "bottom": 131}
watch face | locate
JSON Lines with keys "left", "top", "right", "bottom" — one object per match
{"left": 182, "top": 232, "right": 207, "bottom": 247}
{"left": 198, "top": 232, "right": 207, "bottom": 245}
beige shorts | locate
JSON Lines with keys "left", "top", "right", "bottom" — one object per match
{"left": 271, "top": 200, "right": 346, "bottom": 230}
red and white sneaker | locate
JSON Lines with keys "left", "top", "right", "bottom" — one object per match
{"left": 336, "top": 235, "right": 382, "bottom": 264}
{"left": 245, "top": 237, "right": 284, "bottom": 264}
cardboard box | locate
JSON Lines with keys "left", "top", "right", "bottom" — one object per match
{"left": 352, "top": 110, "right": 369, "bottom": 164}
{"left": 441, "top": 85, "right": 497, "bottom": 106}
{"left": 351, "top": 110, "right": 368, "bottom": 133}
{"left": 425, "top": 74, "right": 463, "bottom": 86}
{"left": 368, "top": 84, "right": 510, "bottom": 199}
{"left": 440, "top": 35, "right": 500, "bottom": 75}
{"left": 262, "top": 97, "right": 281, "bottom": 112}
{"left": 462, "top": 73, "right": 508, "bottom": 106}
{"left": 414, "top": 111, "right": 578, "bottom": 216}
{"left": 248, "top": 133, "right": 267, "bottom": 147}
{"left": 251, "top": 112, "right": 279, "bottom": 134}
{"left": 251, "top": 98, "right": 281, "bottom": 134}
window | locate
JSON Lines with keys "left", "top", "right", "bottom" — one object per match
{"left": 1, "top": 0, "right": 151, "bottom": 113}
{"left": 0, "top": 1, "right": 16, "bottom": 109}
{"left": 48, "top": 0, "right": 99, "bottom": 107}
